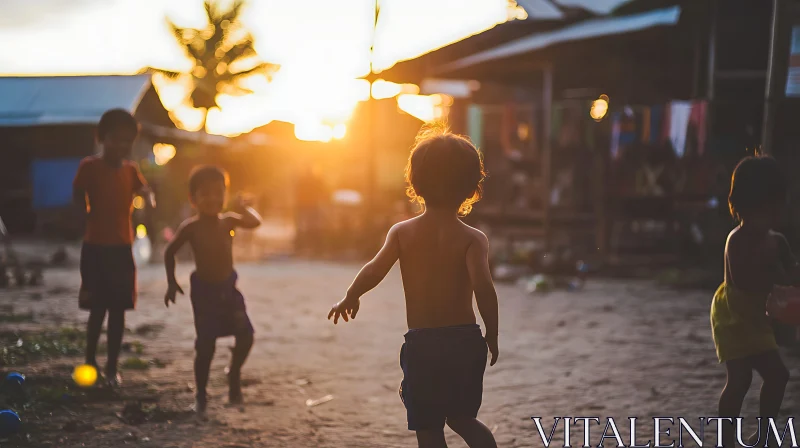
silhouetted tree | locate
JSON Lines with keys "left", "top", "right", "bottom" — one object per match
{"left": 156, "top": 0, "right": 278, "bottom": 124}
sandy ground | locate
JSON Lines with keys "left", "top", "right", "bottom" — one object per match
{"left": 2, "top": 261, "right": 800, "bottom": 448}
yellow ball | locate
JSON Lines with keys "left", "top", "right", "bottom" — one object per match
{"left": 72, "top": 364, "right": 98, "bottom": 388}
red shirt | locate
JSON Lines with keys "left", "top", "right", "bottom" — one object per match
{"left": 73, "top": 156, "right": 146, "bottom": 245}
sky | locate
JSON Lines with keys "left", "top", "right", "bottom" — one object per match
{"left": 0, "top": 0, "right": 628, "bottom": 137}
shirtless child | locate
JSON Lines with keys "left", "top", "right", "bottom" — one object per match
{"left": 164, "top": 166, "right": 261, "bottom": 414}
{"left": 328, "top": 126, "right": 499, "bottom": 448}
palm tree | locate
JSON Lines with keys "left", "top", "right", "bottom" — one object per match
{"left": 156, "top": 0, "right": 278, "bottom": 124}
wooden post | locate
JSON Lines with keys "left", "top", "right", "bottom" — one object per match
{"left": 762, "top": 0, "right": 784, "bottom": 154}
{"left": 364, "top": 95, "right": 379, "bottom": 252}
{"left": 705, "top": 0, "right": 718, "bottom": 155}
{"left": 542, "top": 64, "right": 553, "bottom": 251}
{"left": 707, "top": 0, "right": 717, "bottom": 102}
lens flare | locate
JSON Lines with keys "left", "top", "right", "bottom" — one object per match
{"left": 132, "top": 196, "right": 145, "bottom": 210}
{"left": 72, "top": 364, "right": 98, "bottom": 388}
{"left": 590, "top": 95, "right": 609, "bottom": 121}
{"left": 153, "top": 143, "right": 177, "bottom": 166}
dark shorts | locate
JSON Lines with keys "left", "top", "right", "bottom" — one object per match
{"left": 399, "top": 324, "right": 488, "bottom": 431}
{"left": 79, "top": 243, "right": 136, "bottom": 311}
{"left": 190, "top": 271, "right": 254, "bottom": 342}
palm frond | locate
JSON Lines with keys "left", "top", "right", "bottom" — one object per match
{"left": 229, "top": 62, "right": 279, "bottom": 79}
{"left": 203, "top": 1, "right": 215, "bottom": 25}
{"left": 167, "top": 20, "right": 186, "bottom": 44}
{"left": 218, "top": 83, "right": 253, "bottom": 97}
{"left": 220, "top": 0, "right": 246, "bottom": 23}
{"left": 152, "top": 68, "right": 183, "bottom": 79}
{"left": 219, "top": 37, "right": 257, "bottom": 66}
{"left": 163, "top": 0, "right": 275, "bottom": 114}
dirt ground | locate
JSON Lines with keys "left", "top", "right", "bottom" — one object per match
{"left": 2, "top": 261, "right": 800, "bottom": 448}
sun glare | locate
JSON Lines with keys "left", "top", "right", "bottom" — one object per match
{"left": 153, "top": 143, "right": 177, "bottom": 165}
{"left": 332, "top": 123, "right": 347, "bottom": 140}
{"left": 397, "top": 93, "right": 452, "bottom": 122}
{"left": 294, "top": 121, "right": 334, "bottom": 143}
{"left": 2, "top": 0, "right": 515, "bottom": 142}
{"left": 371, "top": 79, "right": 421, "bottom": 100}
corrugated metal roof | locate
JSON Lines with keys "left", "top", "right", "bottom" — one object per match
{"left": 517, "top": 0, "right": 565, "bottom": 20}
{"left": 0, "top": 75, "right": 151, "bottom": 127}
{"left": 438, "top": 6, "right": 681, "bottom": 74}
{"left": 555, "top": 0, "right": 632, "bottom": 15}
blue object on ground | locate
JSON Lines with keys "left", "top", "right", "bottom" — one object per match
{"left": 5, "top": 373, "right": 25, "bottom": 386}
{"left": 0, "top": 409, "right": 21, "bottom": 437}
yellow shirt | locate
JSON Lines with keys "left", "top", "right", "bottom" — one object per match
{"left": 710, "top": 283, "right": 777, "bottom": 363}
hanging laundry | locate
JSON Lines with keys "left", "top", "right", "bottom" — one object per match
{"left": 689, "top": 101, "right": 707, "bottom": 156}
{"left": 467, "top": 105, "right": 483, "bottom": 148}
{"left": 641, "top": 107, "right": 651, "bottom": 144}
{"left": 668, "top": 101, "right": 692, "bottom": 157}
{"left": 650, "top": 105, "right": 664, "bottom": 145}
{"left": 618, "top": 108, "right": 638, "bottom": 147}
{"left": 501, "top": 103, "right": 515, "bottom": 155}
{"left": 610, "top": 112, "right": 622, "bottom": 160}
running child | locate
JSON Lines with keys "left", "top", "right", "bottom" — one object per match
{"left": 328, "top": 126, "right": 499, "bottom": 448}
{"left": 163, "top": 166, "right": 261, "bottom": 414}
{"left": 72, "top": 108, "right": 154, "bottom": 387}
{"left": 712, "top": 155, "right": 796, "bottom": 447}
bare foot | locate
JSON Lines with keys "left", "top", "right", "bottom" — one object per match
{"left": 191, "top": 394, "right": 208, "bottom": 418}
{"left": 228, "top": 370, "right": 243, "bottom": 405}
{"left": 105, "top": 372, "right": 123, "bottom": 389}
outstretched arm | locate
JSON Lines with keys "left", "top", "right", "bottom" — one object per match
{"left": 163, "top": 221, "right": 191, "bottom": 307}
{"left": 225, "top": 196, "right": 262, "bottom": 229}
{"left": 328, "top": 224, "right": 401, "bottom": 324}
{"left": 131, "top": 163, "right": 156, "bottom": 208}
{"left": 466, "top": 231, "right": 499, "bottom": 366}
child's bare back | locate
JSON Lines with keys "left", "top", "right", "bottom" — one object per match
{"left": 395, "top": 213, "right": 486, "bottom": 330}
{"left": 327, "top": 127, "right": 499, "bottom": 447}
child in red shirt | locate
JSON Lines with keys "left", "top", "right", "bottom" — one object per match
{"left": 72, "top": 109, "right": 153, "bottom": 387}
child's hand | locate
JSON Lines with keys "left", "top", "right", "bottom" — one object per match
{"left": 233, "top": 194, "right": 253, "bottom": 211}
{"left": 327, "top": 296, "right": 360, "bottom": 324}
{"left": 486, "top": 335, "right": 499, "bottom": 366}
{"left": 165, "top": 282, "right": 184, "bottom": 308}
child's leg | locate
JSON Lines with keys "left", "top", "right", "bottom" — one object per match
{"left": 85, "top": 308, "right": 107, "bottom": 367}
{"left": 228, "top": 332, "right": 253, "bottom": 403}
{"left": 194, "top": 336, "right": 216, "bottom": 400}
{"left": 416, "top": 429, "right": 448, "bottom": 448}
{"left": 720, "top": 358, "right": 753, "bottom": 448}
{"left": 105, "top": 309, "right": 125, "bottom": 377}
{"left": 446, "top": 417, "right": 497, "bottom": 448}
{"left": 751, "top": 351, "right": 789, "bottom": 445}
{"left": 229, "top": 332, "right": 253, "bottom": 374}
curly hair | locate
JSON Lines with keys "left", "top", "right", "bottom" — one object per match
{"left": 189, "top": 165, "right": 230, "bottom": 197}
{"left": 728, "top": 155, "right": 786, "bottom": 222}
{"left": 404, "top": 123, "right": 486, "bottom": 217}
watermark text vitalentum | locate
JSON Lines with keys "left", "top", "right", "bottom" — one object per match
{"left": 531, "top": 417, "right": 799, "bottom": 447}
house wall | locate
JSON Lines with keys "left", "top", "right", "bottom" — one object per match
{"left": 0, "top": 125, "right": 95, "bottom": 236}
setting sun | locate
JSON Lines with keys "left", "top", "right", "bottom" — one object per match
{"left": 0, "top": 0, "right": 513, "bottom": 140}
